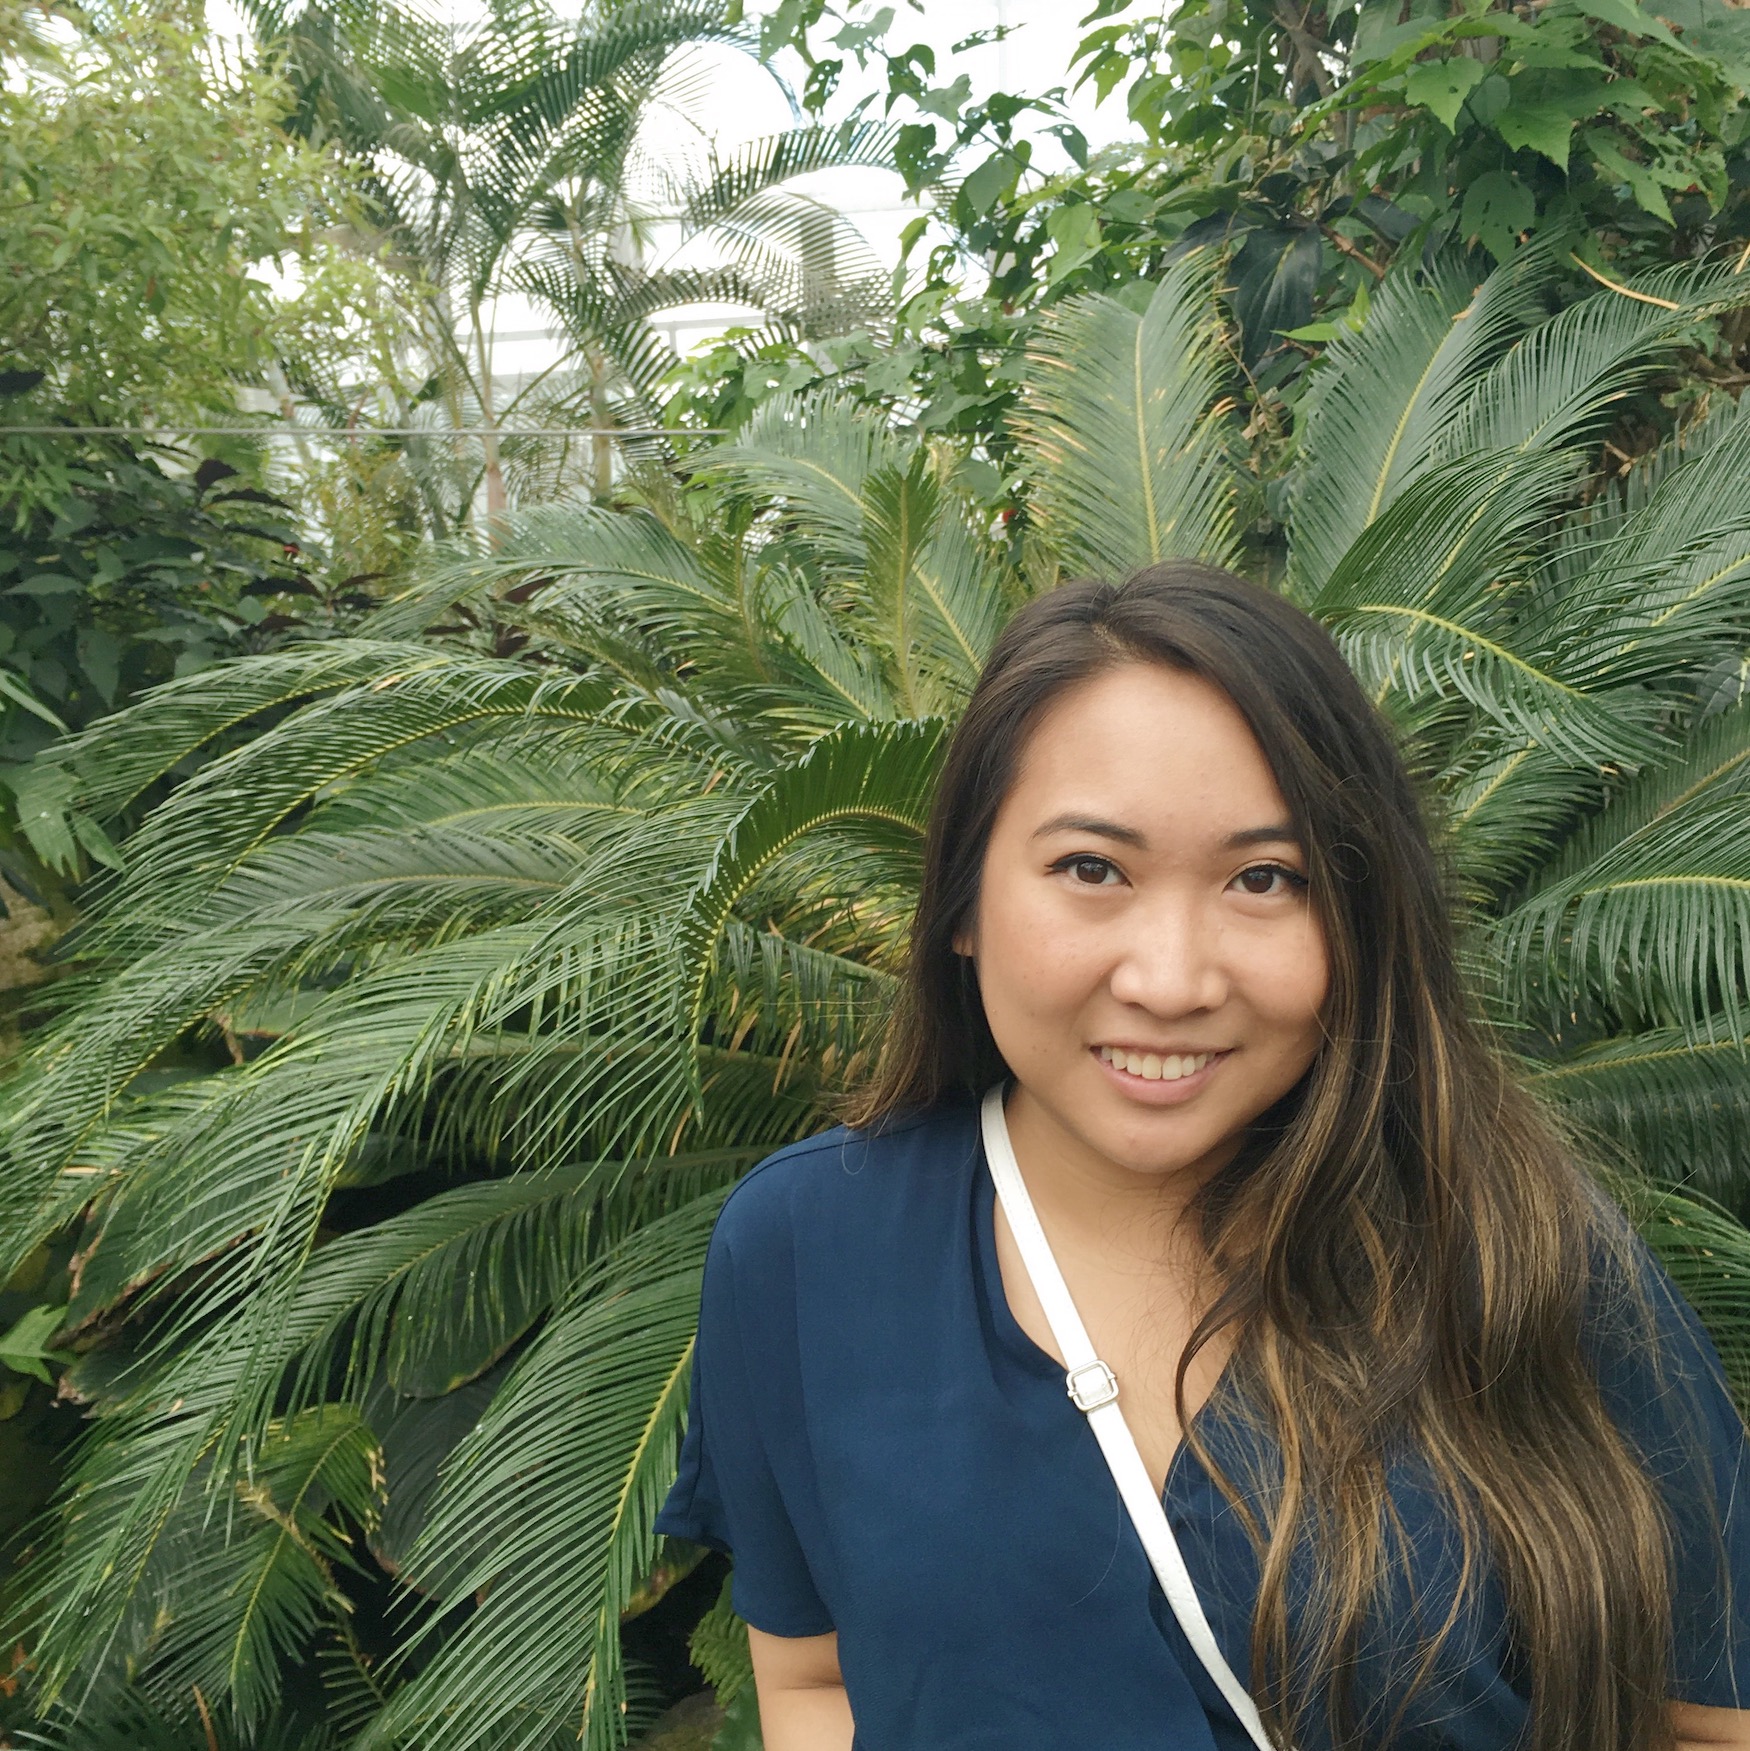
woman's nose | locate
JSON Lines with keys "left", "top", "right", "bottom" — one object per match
{"left": 1105, "top": 899, "right": 1228, "bottom": 1015}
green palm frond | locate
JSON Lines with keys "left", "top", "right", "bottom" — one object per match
{"left": 1606, "top": 1177, "right": 1750, "bottom": 1399}
{"left": 661, "top": 121, "right": 898, "bottom": 230}
{"left": 137, "top": 1406, "right": 383, "bottom": 1734}
{"left": 305, "top": 742, "right": 637, "bottom": 842}
{"left": 247, "top": 0, "right": 886, "bottom": 519}
{"left": 95, "top": 666, "right": 633, "bottom": 932}
{"left": 908, "top": 477, "right": 1015, "bottom": 686}
{"left": 1527, "top": 1029, "right": 1750, "bottom": 1209}
{"left": 757, "top": 563, "right": 899, "bottom": 725}
{"left": 1311, "top": 449, "right": 1661, "bottom": 769}
{"left": 35, "top": 642, "right": 441, "bottom": 828}
{"left": 667, "top": 190, "right": 889, "bottom": 339}
{"left": 16, "top": 1690, "right": 333, "bottom": 1751}
{"left": 1014, "top": 252, "right": 1240, "bottom": 578}
{"left": 358, "top": 1195, "right": 723, "bottom": 1751}
{"left": 1437, "top": 735, "right": 1601, "bottom": 904}
{"left": 676, "top": 719, "right": 944, "bottom": 1057}
{"left": 1287, "top": 246, "right": 1548, "bottom": 594}
{"left": 280, "top": 1153, "right": 749, "bottom": 1409}
{"left": 0, "top": 929, "right": 330, "bottom": 1232}
{"left": 1493, "top": 796, "right": 1750, "bottom": 1041}
{"left": 1546, "top": 411, "right": 1750, "bottom": 692}
{"left": 709, "top": 918, "right": 897, "bottom": 1083}
{"left": 1443, "top": 257, "right": 1750, "bottom": 460}
{"left": 1529, "top": 698, "right": 1750, "bottom": 897}
{"left": 705, "top": 390, "right": 902, "bottom": 576}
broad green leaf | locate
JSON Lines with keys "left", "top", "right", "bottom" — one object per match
{"left": 1585, "top": 128, "right": 1675, "bottom": 222}
{"left": 1460, "top": 169, "right": 1535, "bottom": 261}
{"left": 1403, "top": 55, "right": 1485, "bottom": 129}
{"left": 0, "top": 1304, "right": 72, "bottom": 1384}
{"left": 1044, "top": 203, "right": 1103, "bottom": 284}
{"left": 1229, "top": 224, "right": 1323, "bottom": 365}
{"left": 1494, "top": 100, "right": 1578, "bottom": 169}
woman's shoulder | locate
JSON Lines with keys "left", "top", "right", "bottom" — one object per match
{"left": 709, "top": 1098, "right": 983, "bottom": 1262}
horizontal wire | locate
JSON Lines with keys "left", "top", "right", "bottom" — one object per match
{"left": 0, "top": 424, "right": 724, "bottom": 439}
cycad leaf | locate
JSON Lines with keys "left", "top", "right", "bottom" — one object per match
{"left": 902, "top": 487, "right": 1011, "bottom": 706}
{"left": 677, "top": 719, "right": 944, "bottom": 1053}
{"left": 292, "top": 1153, "right": 749, "bottom": 1401}
{"left": 1548, "top": 409, "right": 1750, "bottom": 692}
{"left": 1530, "top": 698, "right": 1750, "bottom": 898}
{"left": 1016, "top": 253, "right": 1239, "bottom": 577}
{"left": 359, "top": 1194, "right": 723, "bottom": 1751}
{"left": 1444, "top": 257, "right": 1750, "bottom": 460}
{"left": 1312, "top": 449, "right": 1656, "bottom": 768}
{"left": 1288, "top": 246, "right": 1547, "bottom": 593}
{"left": 1528, "top": 1029, "right": 1750, "bottom": 1209}
{"left": 704, "top": 391, "right": 901, "bottom": 576}
{"left": 1611, "top": 1178, "right": 1750, "bottom": 1406}
{"left": 36, "top": 642, "right": 437, "bottom": 825}
{"left": 1438, "top": 735, "right": 1601, "bottom": 905}
{"left": 140, "top": 1407, "right": 383, "bottom": 1734}
{"left": 1495, "top": 796, "right": 1750, "bottom": 1039}
{"left": 102, "top": 665, "right": 623, "bottom": 926}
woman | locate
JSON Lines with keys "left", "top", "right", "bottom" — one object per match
{"left": 654, "top": 562, "right": 1750, "bottom": 1750}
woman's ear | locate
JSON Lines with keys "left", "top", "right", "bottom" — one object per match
{"left": 951, "top": 928, "right": 975, "bottom": 958}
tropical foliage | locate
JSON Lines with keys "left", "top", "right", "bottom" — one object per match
{"left": 7, "top": 238, "right": 1750, "bottom": 1747}
{"left": 0, "top": 0, "right": 429, "bottom": 908}
{"left": 0, "top": 1, "right": 369, "bottom": 515}
{"left": 248, "top": 0, "right": 898, "bottom": 518}
{"left": 0, "top": 448, "right": 344, "bottom": 912}
{"left": 682, "top": 0, "right": 1750, "bottom": 451}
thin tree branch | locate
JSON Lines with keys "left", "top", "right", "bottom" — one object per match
{"left": 1323, "top": 224, "right": 1388, "bottom": 280}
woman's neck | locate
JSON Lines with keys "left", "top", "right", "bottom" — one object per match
{"left": 1001, "top": 1080, "right": 1230, "bottom": 1268}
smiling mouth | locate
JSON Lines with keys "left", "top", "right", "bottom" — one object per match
{"left": 1095, "top": 1044, "right": 1223, "bottom": 1083}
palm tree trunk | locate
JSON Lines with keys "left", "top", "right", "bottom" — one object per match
{"left": 474, "top": 312, "right": 508, "bottom": 524}
{"left": 588, "top": 344, "right": 613, "bottom": 499}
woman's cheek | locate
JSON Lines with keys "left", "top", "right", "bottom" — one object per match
{"left": 1253, "top": 921, "right": 1329, "bottom": 1055}
{"left": 980, "top": 902, "right": 1096, "bottom": 1044}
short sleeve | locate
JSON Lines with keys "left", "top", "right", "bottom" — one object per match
{"left": 1593, "top": 1241, "right": 1750, "bottom": 1708}
{"left": 654, "top": 1188, "right": 835, "bottom": 1638}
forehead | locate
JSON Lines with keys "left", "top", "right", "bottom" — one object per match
{"left": 1003, "top": 663, "right": 1290, "bottom": 832}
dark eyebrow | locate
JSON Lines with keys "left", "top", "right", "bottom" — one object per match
{"left": 1030, "top": 813, "right": 1148, "bottom": 848}
{"left": 1221, "top": 822, "right": 1301, "bottom": 850}
{"left": 1030, "top": 815, "right": 1303, "bottom": 852}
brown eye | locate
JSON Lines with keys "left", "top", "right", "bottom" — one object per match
{"left": 1234, "top": 863, "right": 1306, "bottom": 896}
{"left": 1054, "top": 854, "right": 1120, "bottom": 886}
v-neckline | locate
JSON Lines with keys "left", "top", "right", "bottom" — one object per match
{"left": 971, "top": 1131, "right": 1232, "bottom": 1505}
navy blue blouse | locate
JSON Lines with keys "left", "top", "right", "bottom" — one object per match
{"left": 654, "top": 1101, "right": 1750, "bottom": 1750}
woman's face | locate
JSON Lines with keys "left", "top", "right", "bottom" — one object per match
{"left": 955, "top": 662, "right": 1329, "bottom": 1186}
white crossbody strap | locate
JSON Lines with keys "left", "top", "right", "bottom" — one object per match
{"left": 980, "top": 1087, "right": 1276, "bottom": 1751}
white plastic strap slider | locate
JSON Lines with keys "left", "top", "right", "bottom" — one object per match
{"left": 1065, "top": 1358, "right": 1120, "bottom": 1413}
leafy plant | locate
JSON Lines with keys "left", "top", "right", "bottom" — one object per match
{"left": 0, "top": 441, "right": 364, "bottom": 917}
{"left": 6, "top": 243, "right": 1750, "bottom": 1745}
{"left": 248, "top": 0, "right": 898, "bottom": 518}
{"left": 680, "top": 0, "right": 1750, "bottom": 449}
{"left": 0, "top": 1, "right": 379, "bottom": 516}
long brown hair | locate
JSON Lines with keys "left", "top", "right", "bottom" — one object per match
{"left": 848, "top": 562, "right": 1690, "bottom": 1751}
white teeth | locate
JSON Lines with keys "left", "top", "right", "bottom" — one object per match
{"left": 1099, "top": 1046, "right": 1215, "bottom": 1081}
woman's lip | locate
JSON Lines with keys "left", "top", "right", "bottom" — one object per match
{"left": 1090, "top": 1044, "right": 1230, "bottom": 1104}
{"left": 1096, "top": 1044, "right": 1224, "bottom": 1058}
